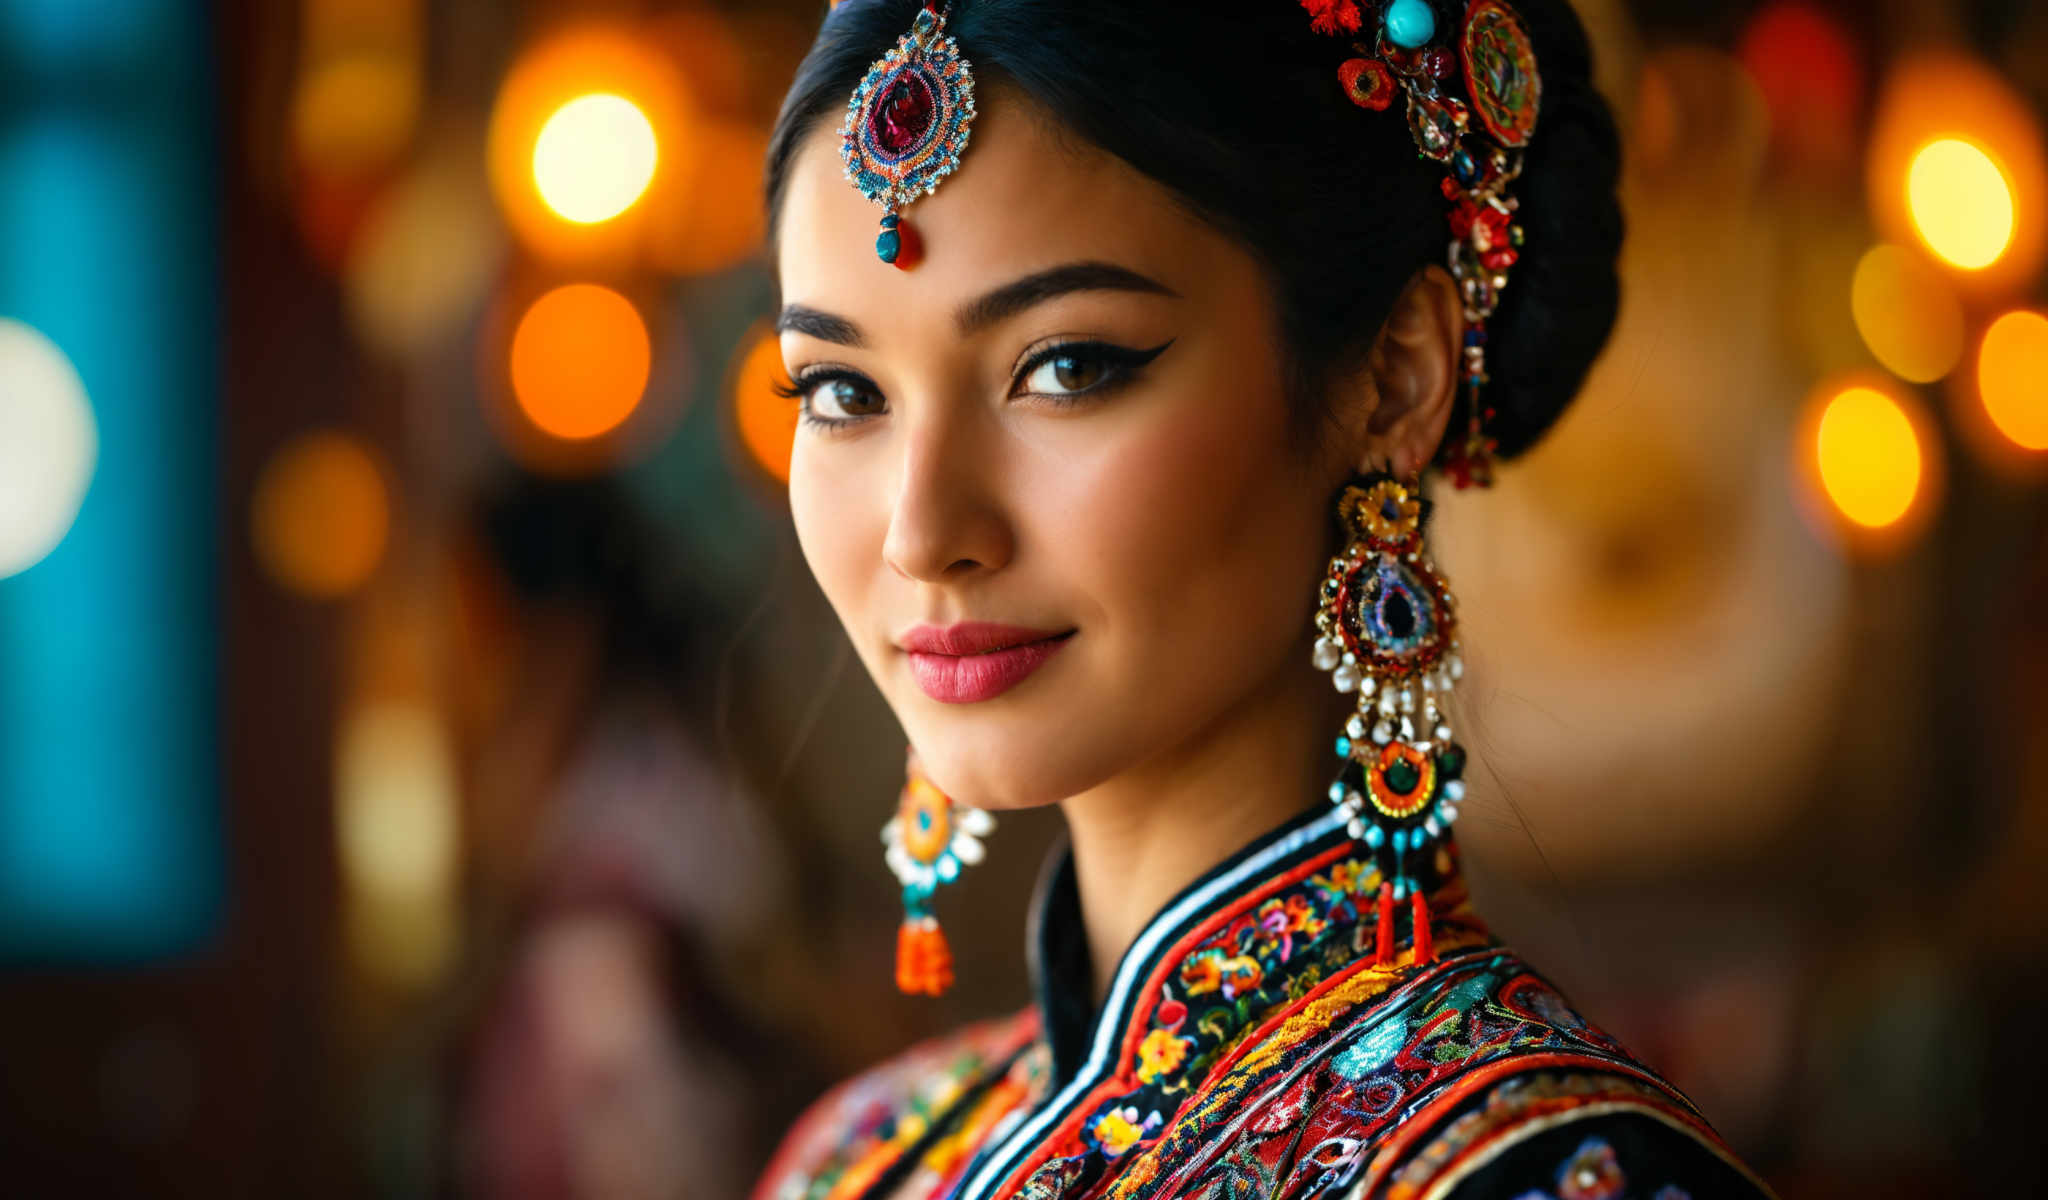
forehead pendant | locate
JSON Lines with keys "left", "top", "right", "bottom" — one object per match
{"left": 840, "top": 2, "right": 978, "bottom": 270}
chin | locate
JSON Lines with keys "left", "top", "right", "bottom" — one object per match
{"left": 898, "top": 700, "right": 1112, "bottom": 813}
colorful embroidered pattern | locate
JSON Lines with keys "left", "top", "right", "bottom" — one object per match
{"left": 753, "top": 817, "right": 1774, "bottom": 1200}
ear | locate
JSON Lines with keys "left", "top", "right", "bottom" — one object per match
{"left": 1328, "top": 265, "right": 1463, "bottom": 479}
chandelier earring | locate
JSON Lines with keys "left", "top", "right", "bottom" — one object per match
{"left": 1312, "top": 468, "right": 1468, "bottom": 968}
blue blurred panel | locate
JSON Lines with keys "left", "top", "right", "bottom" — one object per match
{"left": 0, "top": 0, "right": 218, "bottom": 960}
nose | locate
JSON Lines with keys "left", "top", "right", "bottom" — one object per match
{"left": 882, "top": 405, "right": 1014, "bottom": 583}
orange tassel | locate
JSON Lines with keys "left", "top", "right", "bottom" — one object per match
{"left": 1373, "top": 881, "right": 1395, "bottom": 968}
{"left": 896, "top": 917, "right": 955, "bottom": 997}
{"left": 1411, "top": 888, "right": 1434, "bottom": 964}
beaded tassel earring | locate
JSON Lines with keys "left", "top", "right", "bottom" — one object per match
{"left": 881, "top": 746, "right": 993, "bottom": 996}
{"left": 1312, "top": 470, "right": 1467, "bottom": 968}
{"left": 839, "top": 1, "right": 977, "bottom": 270}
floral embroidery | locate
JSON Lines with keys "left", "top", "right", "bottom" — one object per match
{"left": 1089, "top": 1106, "right": 1162, "bottom": 1158}
{"left": 1136, "top": 1028, "right": 1193, "bottom": 1084}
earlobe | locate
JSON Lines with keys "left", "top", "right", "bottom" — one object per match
{"left": 1356, "top": 266, "right": 1463, "bottom": 478}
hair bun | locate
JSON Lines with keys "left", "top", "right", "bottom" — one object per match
{"left": 1468, "top": 0, "right": 1625, "bottom": 463}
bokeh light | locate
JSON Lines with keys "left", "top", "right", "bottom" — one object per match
{"left": 1906, "top": 139, "right": 2015, "bottom": 270}
{"left": 250, "top": 430, "right": 391, "bottom": 597}
{"left": 1868, "top": 52, "right": 2045, "bottom": 293}
{"left": 0, "top": 319, "right": 98, "bottom": 579}
{"left": 487, "top": 27, "right": 697, "bottom": 267}
{"left": 1815, "top": 386, "right": 1922, "bottom": 529}
{"left": 290, "top": 52, "right": 420, "bottom": 180}
{"left": 1736, "top": 3, "right": 1863, "bottom": 171}
{"left": 1850, "top": 244, "right": 1964, "bottom": 382}
{"left": 343, "top": 145, "right": 503, "bottom": 360}
{"left": 1978, "top": 311, "right": 2048, "bottom": 451}
{"left": 509, "top": 284, "right": 651, "bottom": 441}
{"left": 728, "top": 321, "right": 798, "bottom": 484}
{"left": 335, "top": 701, "right": 458, "bottom": 987}
{"left": 533, "top": 93, "right": 658, "bottom": 224}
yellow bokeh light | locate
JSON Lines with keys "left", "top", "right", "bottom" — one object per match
{"left": 1979, "top": 310, "right": 2048, "bottom": 451}
{"left": 533, "top": 92, "right": 658, "bottom": 224}
{"left": 729, "top": 322, "right": 798, "bottom": 484}
{"left": 336, "top": 701, "right": 459, "bottom": 987}
{"left": 251, "top": 430, "right": 391, "bottom": 597}
{"left": 509, "top": 284, "right": 651, "bottom": 441}
{"left": 1815, "top": 386, "right": 1922, "bottom": 529}
{"left": 488, "top": 28, "right": 698, "bottom": 266}
{"left": 1849, "top": 244, "right": 1964, "bottom": 382}
{"left": 1907, "top": 138, "right": 2016, "bottom": 269}
{"left": 291, "top": 52, "right": 421, "bottom": 179}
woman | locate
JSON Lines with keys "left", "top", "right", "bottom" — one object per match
{"left": 753, "top": 1, "right": 1777, "bottom": 1197}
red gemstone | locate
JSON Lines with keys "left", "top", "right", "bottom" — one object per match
{"left": 873, "top": 73, "right": 935, "bottom": 155}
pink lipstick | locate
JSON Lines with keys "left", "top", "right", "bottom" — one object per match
{"left": 899, "top": 622, "right": 1075, "bottom": 704}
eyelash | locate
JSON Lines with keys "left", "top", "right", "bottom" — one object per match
{"left": 774, "top": 338, "right": 1175, "bottom": 432}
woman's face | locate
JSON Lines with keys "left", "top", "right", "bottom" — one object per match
{"left": 775, "top": 91, "right": 1347, "bottom": 811}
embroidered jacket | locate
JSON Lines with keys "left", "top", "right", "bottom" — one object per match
{"left": 755, "top": 806, "right": 1777, "bottom": 1200}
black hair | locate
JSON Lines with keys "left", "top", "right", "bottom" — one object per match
{"left": 763, "top": 0, "right": 1622, "bottom": 467}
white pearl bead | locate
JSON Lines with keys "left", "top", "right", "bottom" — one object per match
{"left": 1377, "top": 691, "right": 1397, "bottom": 717}
{"left": 1438, "top": 802, "right": 1459, "bottom": 824}
{"left": 1371, "top": 719, "right": 1394, "bottom": 744}
{"left": 1312, "top": 636, "right": 1343, "bottom": 671}
{"left": 1443, "top": 779, "right": 1466, "bottom": 801}
{"left": 1333, "top": 663, "right": 1361, "bottom": 693}
{"left": 1346, "top": 713, "right": 1368, "bottom": 740}
{"left": 1433, "top": 723, "right": 1453, "bottom": 742}
{"left": 1449, "top": 655, "right": 1465, "bottom": 680}
{"left": 1398, "top": 687, "right": 1416, "bottom": 713}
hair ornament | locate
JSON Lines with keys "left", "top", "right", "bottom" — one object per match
{"left": 839, "top": 2, "right": 977, "bottom": 270}
{"left": 1301, "top": 0, "right": 1543, "bottom": 488}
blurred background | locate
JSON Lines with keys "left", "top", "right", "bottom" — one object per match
{"left": 0, "top": 0, "right": 2044, "bottom": 1195}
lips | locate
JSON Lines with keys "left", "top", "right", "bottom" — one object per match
{"left": 899, "top": 622, "right": 1075, "bottom": 703}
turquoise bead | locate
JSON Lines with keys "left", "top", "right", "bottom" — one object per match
{"left": 1364, "top": 824, "right": 1385, "bottom": 847}
{"left": 1385, "top": 0, "right": 1436, "bottom": 48}
{"left": 875, "top": 228, "right": 901, "bottom": 263}
{"left": 1335, "top": 736, "right": 1352, "bottom": 758}
{"left": 1329, "top": 782, "right": 1346, "bottom": 804}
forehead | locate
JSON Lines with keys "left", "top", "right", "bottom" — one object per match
{"left": 775, "top": 85, "right": 1244, "bottom": 322}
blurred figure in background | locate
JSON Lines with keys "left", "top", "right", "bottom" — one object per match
{"left": 437, "top": 470, "right": 784, "bottom": 1199}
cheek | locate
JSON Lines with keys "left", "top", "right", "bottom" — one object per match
{"left": 1034, "top": 373, "right": 1321, "bottom": 682}
{"left": 789, "top": 442, "right": 888, "bottom": 635}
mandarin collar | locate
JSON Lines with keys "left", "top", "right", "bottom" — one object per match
{"left": 1024, "top": 802, "right": 1359, "bottom": 1090}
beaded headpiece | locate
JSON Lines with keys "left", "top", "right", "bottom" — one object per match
{"left": 839, "top": 2, "right": 978, "bottom": 270}
{"left": 1306, "top": 0, "right": 1543, "bottom": 488}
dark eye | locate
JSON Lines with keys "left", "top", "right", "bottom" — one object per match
{"left": 803, "top": 375, "right": 885, "bottom": 421}
{"left": 1020, "top": 352, "right": 1108, "bottom": 396}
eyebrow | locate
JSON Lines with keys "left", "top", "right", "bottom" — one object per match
{"left": 775, "top": 259, "right": 1178, "bottom": 348}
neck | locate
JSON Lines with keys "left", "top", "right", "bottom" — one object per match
{"left": 1059, "top": 649, "right": 1349, "bottom": 1006}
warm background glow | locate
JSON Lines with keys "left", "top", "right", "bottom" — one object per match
{"left": 1850, "top": 243, "right": 1964, "bottom": 382}
{"left": 1815, "top": 385, "right": 1923, "bottom": 529}
{"left": 729, "top": 321, "right": 798, "bottom": 485}
{"left": 1978, "top": 310, "right": 2048, "bottom": 451}
{"left": 1907, "top": 138, "right": 2017, "bottom": 270}
{"left": 532, "top": 92, "right": 658, "bottom": 224}
{"left": 250, "top": 430, "right": 392, "bottom": 597}
{"left": 509, "top": 283, "right": 652, "bottom": 441}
